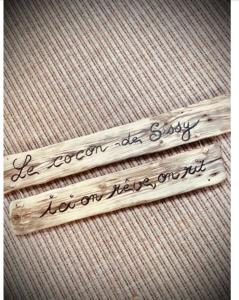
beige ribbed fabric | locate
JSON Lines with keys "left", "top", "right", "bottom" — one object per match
{"left": 4, "top": 0, "right": 230, "bottom": 299}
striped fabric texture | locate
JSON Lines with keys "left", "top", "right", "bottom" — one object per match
{"left": 4, "top": 0, "right": 230, "bottom": 299}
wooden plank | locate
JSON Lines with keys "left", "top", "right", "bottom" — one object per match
{"left": 10, "top": 144, "right": 226, "bottom": 235}
{"left": 4, "top": 94, "right": 230, "bottom": 194}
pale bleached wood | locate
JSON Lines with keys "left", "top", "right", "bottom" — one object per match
{"left": 10, "top": 144, "right": 226, "bottom": 235}
{"left": 4, "top": 94, "right": 230, "bottom": 194}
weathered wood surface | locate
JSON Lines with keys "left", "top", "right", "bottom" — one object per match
{"left": 4, "top": 94, "right": 230, "bottom": 194}
{"left": 10, "top": 144, "right": 226, "bottom": 235}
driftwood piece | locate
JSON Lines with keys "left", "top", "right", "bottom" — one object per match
{"left": 4, "top": 94, "right": 230, "bottom": 194}
{"left": 10, "top": 144, "right": 226, "bottom": 235}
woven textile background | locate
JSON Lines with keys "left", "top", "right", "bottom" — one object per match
{"left": 4, "top": 0, "right": 230, "bottom": 299}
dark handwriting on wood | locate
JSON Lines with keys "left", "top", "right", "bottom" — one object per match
{"left": 5, "top": 95, "right": 230, "bottom": 194}
{"left": 39, "top": 159, "right": 206, "bottom": 218}
{"left": 11, "top": 155, "right": 39, "bottom": 182}
{"left": 10, "top": 120, "right": 200, "bottom": 183}
{"left": 149, "top": 120, "right": 200, "bottom": 142}
{"left": 10, "top": 144, "right": 226, "bottom": 235}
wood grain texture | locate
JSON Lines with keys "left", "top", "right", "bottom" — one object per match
{"left": 10, "top": 144, "right": 226, "bottom": 235}
{"left": 4, "top": 94, "right": 230, "bottom": 194}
